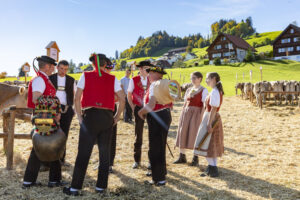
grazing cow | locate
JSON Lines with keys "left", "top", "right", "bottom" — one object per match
{"left": 253, "top": 82, "right": 265, "bottom": 105}
{"left": 0, "top": 83, "right": 28, "bottom": 114}
{"left": 235, "top": 82, "right": 245, "bottom": 98}
{"left": 295, "top": 81, "right": 300, "bottom": 101}
{"left": 243, "top": 82, "right": 253, "bottom": 100}
{"left": 270, "top": 81, "right": 284, "bottom": 105}
{"left": 284, "top": 81, "right": 297, "bottom": 105}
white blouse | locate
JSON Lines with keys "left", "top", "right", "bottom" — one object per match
{"left": 209, "top": 87, "right": 221, "bottom": 107}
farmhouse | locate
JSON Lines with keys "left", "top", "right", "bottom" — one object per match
{"left": 273, "top": 24, "right": 300, "bottom": 61}
{"left": 207, "top": 33, "right": 255, "bottom": 64}
{"left": 166, "top": 47, "right": 187, "bottom": 56}
{"left": 184, "top": 52, "right": 197, "bottom": 61}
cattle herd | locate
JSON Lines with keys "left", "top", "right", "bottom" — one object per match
{"left": 235, "top": 81, "right": 300, "bottom": 106}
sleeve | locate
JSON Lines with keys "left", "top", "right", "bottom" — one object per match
{"left": 202, "top": 88, "right": 209, "bottom": 103}
{"left": 184, "top": 88, "right": 190, "bottom": 102}
{"left": 32, "top": 77, "right": 46, "bottom": 93}
{"left": 127, "top": 79, "right": 134, "bottom": 93}
{"left": 209, "top": 89, "right": 220, "bottom": 107}
{"left": 76, "top": 73, "right": 85, "bottom": 90}
{"left": 149, "top": 84, "right": 154, "bottom": 97}
{"left": 114, "top": 78, "right": 122, "bottom": 92}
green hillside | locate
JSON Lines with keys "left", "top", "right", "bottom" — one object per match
{"left": 246, "top": 31, "right": 281, "bottom": 46}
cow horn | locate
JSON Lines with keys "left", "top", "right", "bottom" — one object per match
{"left": 19, "top": 86, "right": 25, "bottom": 95}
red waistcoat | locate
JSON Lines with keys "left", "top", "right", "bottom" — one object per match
{"left": 145, "top": 88, "right": 172, "bottom": 112}
{"left": 205, "top": 92, "right": 223, "bottom": 112}
{"left": 132, "top": 76, "right": 150, "bottom": 106}
{"left": 81, "top": 70, "right": 115, "bottom": 111}
{"left": 27, "top": 72, "right": 56, "bottom": 109}
{"left": 187, "top": 89, "right": 204, "bottom": 108}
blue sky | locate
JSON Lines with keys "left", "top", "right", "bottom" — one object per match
{"left": 0, "top": 0, "right": 299, "bottom": 76}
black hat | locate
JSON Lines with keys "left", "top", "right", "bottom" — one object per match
{"left": 89, "top": 53, "right": 107, "bottom": 62}
{"left": 146, "top": 65, "right": 167, "bottom": 75}
{"left": 37, "top": 56, "right": 57, "bottom": 66}
{"left": 136, "top": 60, "right": 154, "bottom": 68}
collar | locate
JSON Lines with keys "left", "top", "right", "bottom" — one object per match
{"left": 140, "top": 75, "right": 147, "bottom": 81}
{"left": 39, "top": 71, "right": 49, "bottom": 78}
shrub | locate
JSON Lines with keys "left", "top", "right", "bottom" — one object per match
{"left": 223, "top": 58, "right": 229, "bottom": 64}
{"left": 213, "top": 57, "right": 221, "bottom": 65}
{"left": 204, "top": 59, "right": 209, "bottom": 65}
{"left": 173, "top": 60, "right": 186, "bottom": 68}
{"left": 244, "top": 48, "right": 255, "bottom": 62}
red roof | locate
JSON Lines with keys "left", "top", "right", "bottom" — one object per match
{"left": 207, "top": 33, "right": 255, "bottom": 52}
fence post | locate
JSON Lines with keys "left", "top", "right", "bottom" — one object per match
{"left": 259, "top": 92, "right": 263, "bottom": 109}
{"left": 2, "top": 112, "right": 9, "bottom": 152}
{"left": 6, "top": 106, "right": 16, "bottom": 170}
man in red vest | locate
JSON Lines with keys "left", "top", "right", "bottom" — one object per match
{"left": 127, "top": 61, "right": 151, "bottom": 169}
{"left": 23, "top": 55, "right": 67, "bottom": 188}
{"left": 63, "top": 53, "right": 125, "bottom": 196}
{"left": 138, "top": 65, "right": 172, "bottom": 186}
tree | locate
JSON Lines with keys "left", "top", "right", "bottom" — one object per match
{"left": 120, "top": 60, "right": 127, "bottom": 70}
{"left": 244, "top": 48, "right": 255, "bottom": 62}
{"left": 115, "top": 50, "right": 119, "bottom": 60}
{"left": 173, "top": 60, "right": 186, "bottom": 68}
{"left": 0, "top": 72, "right": 7, "bottom": 79}
{"left": 68, "top": 59, "right": 76, "bottom": 73}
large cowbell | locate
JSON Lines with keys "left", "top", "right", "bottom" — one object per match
{"left": 32, "top": 95, "right": 67, "bottom": 162}
{"left": 32, "top": 128, "right": 66, "bottom": 162}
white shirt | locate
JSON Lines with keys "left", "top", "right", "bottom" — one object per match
{"left": 184, "top": 87, "right": 208, "bottom": 103}
{"left": 55, "top": 75, "right": 77, "bottom": 105}
{"left": 127, "top": 75, "right": 148, "bottom": 93}
{"left": 209, "top": 87, "right": 221, "bottom": 107}
{"left": 32, "top": 71, "right": 48, "bottom": 93}
{"left": 77, "top": 73, "right": 122, "bottom": 92}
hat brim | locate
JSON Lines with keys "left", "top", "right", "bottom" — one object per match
{"left": 146, "top": 68, "right": 167, "bottom": 75}
{"left": 37, "top": 57, "right": 57, "bottom": 66}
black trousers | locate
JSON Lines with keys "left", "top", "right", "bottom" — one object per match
{"left": 110, "top": 105, "right": 117, "bottom": 166}
{"left": 124, "top": 97, "right": 132, "bottom": 121}
{"left": 60, "top": 105, "right": 74, "bottom": 163}
{"left": 23, "top": 145, "right": 61, "bottom": 183}
{"left": 71, "top": 108, "right": 113, "bottom": 189}
{"left": 133, "top": 105, "right": 146, "bottom": 163}
{"left": 147, "top": 109, "right": 172, "bottom": 182}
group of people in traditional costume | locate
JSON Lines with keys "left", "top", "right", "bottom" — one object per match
{"left": 22, "top": 53, "right": 224, "bottom": 196}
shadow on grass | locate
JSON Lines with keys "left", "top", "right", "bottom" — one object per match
{"left": 169, "top": 168, "right": 299, "bottom": 200}
{"left": 224, "top": 147, "right": 254, "bottom": 158}
{"left": 167, "top": 170, "right": 246, "bottom": 200}
{"left": 114, "top": 170, "right": 195, "bottom": 200}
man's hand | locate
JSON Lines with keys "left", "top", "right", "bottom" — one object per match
{"left": 77, "top": 114, "right": 83, "bottom": 124}
{"left": 113, "top": 115, "right": 120, "bottom": 125}
{"left": 138, "top": 109, "right": 145, "bottom": 120}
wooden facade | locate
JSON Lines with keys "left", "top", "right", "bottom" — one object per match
{"left": 273, "top": 24, "right": 300, "bottom": 58}
{"left": 207, "top": 33, "right": 255, "bottom": 61}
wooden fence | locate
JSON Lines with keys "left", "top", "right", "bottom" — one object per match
{"left": 0, "top": 106, "right": 32, "bottom": 170}
{"left": 258, "top": 91, "right": 300, "bottom": 109}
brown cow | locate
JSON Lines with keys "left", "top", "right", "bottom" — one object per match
{"left": 0, "top": 83, "right": 28, "bottom": 114}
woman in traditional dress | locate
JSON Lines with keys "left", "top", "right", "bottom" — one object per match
{"left": 174, "top": 72, "right": 208, "bottom": 166}
{"left": 194, "top": 72, "right": 224, "bottom": 177}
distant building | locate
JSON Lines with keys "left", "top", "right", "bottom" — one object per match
{"left": 184, "top": 53, "right": 197, "bottom": 61}
{"left": 74, "top": 67, "right": 82, "bottom": 73}
{"left": 207, "top": 33, "right": 255, "bottom": 64}
{"left": 166, "top": 47, "right": 187, "bottom": 56}
{"left": 273, "top": 24, "right": 300, "bottom": 61}
{"left": 152, "top": 60, "right": 171, "bottom": 68}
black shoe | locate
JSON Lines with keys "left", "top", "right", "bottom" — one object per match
{"left": 144, "top": 180, "right": 166, "bottom": 186}
{"left": 132, "top": 162, "right": 140, "bottom": 169}
{"left": 63, "top": 187, "right": 79, "bottom": 196}
{"left": 173, "top": 153, "right": 187, "bottom": 164}
{"left": 147, "top": 163, "right": 152, "bottom": 170}
{"left": 95, "top": 188, "right": 105, "bottom": 194}
{"left": 48, "top": 180, "right": 68, "bottom": 188}
{"left": 146, "top": 171, "right": 152, "bottom": 177}
{"left": 209, "top": 166, "right": 219, "bottom": 177}
{"left": 109, "top": 166, "right": 113, "bottom": 173}
{"left": 22, "top": 182, "right": 42, "bottom": 189}
{"left": 200, "top": 165, "right": 212, "bottom": 177}
{"left": 189, "top": 155, "right": 199, "bottom": 166}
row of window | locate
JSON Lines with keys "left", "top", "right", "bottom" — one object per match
{"left": 281, "top": 37, "right": 300, "bottom": 43}
{"left": 214, "top": 43, "right": 233, "bottom": 50}
{"left": 212, "top": 51, "right": 235, "bottom": 58}
{"left": 278, "top": 46, "right": 300, "bottom": 53}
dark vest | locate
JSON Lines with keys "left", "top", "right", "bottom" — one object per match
{"left": 49, "top": 74, "right": 75, "bottom": 106}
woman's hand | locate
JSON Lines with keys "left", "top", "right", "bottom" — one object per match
{"left": 138, "top": 110, "right": 145, "bottom": 120}
{"left": 207, "top": 124, "right": 213, "bottom": 134}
